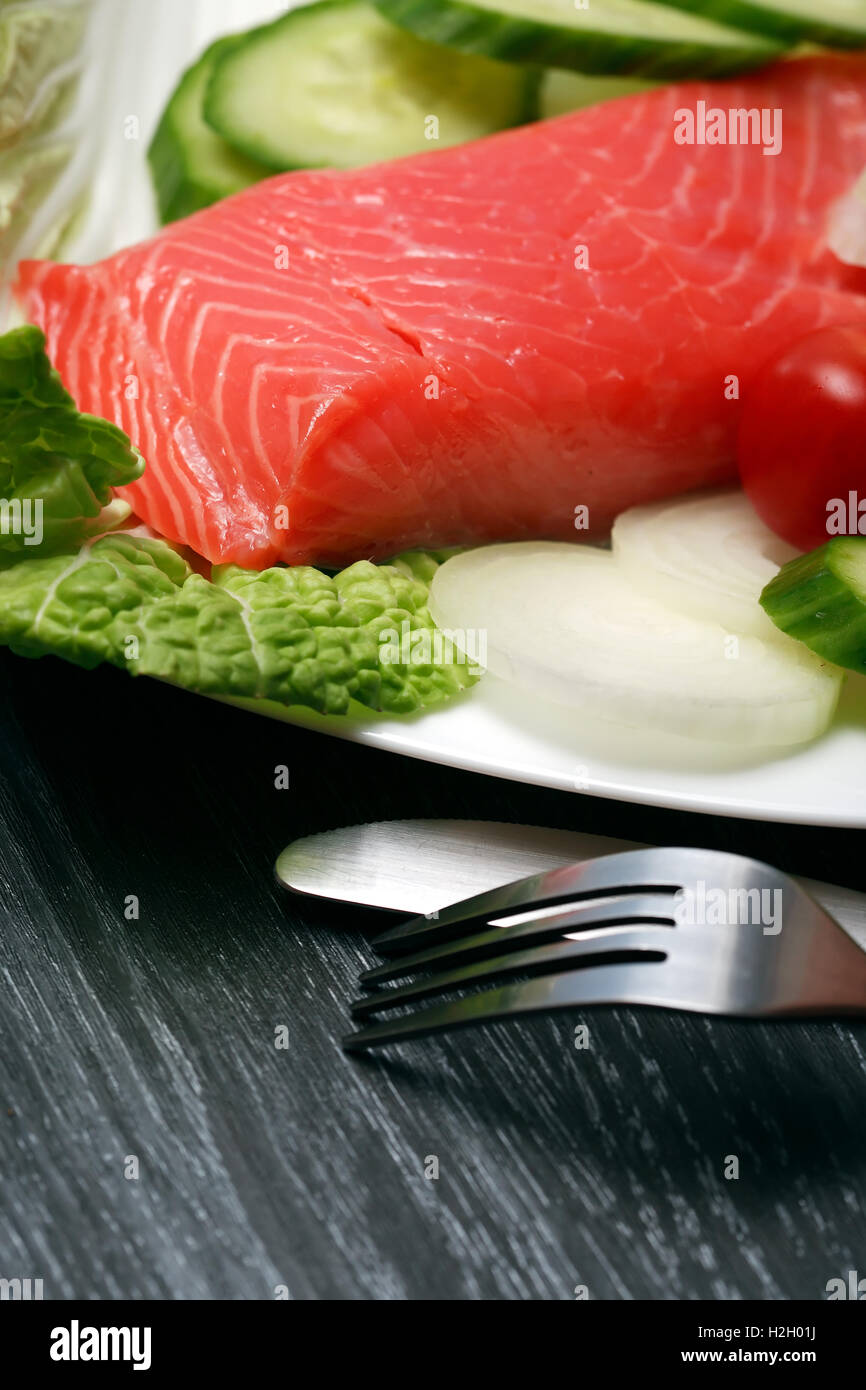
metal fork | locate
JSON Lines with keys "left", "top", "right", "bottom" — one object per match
{"left": 342, "top": 848, "right": 866, "bottom": 1051}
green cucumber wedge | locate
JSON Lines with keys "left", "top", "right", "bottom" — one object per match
{"left": 657, "top": 0, "right": 866, "bottom": 49}
{"left": 540, "top": 68, "right": 657, "bottom": 118}
{"left": 371, "top": 0, "right": 785, "bottom": 78}
{"left": 204, "top": 1, "right": 538, "bottom": 171}
{"left": 147, "top": 36, "right": 273, "bottom": 224}
{"left": 761, "top": 538, "right": 866, "bottom": 674}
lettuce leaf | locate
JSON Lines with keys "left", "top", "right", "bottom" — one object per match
{"left": 0, "top": 532, "right": 476, "bottom": 714}
{"left": 0, "top": 325, "right": 144, "bottom": 556}
{"left": 0, "top": 328, "right": 477, "bottom": 716}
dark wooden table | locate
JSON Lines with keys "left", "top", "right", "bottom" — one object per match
{"left": 1, "top": 647, "right": 864, "bottom": 1301}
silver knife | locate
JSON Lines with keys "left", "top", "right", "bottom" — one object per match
{"left": 275, "top": 819, "right": 866, "bottom": 950}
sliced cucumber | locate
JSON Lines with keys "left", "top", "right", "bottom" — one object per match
{"left": 540, "top": 67, "right": 657, "bottom": 118}
{"left": 204, "top": 1, "right": 538, "bottom": 172}
{"left": 761, "top": 538, "right": 866, "bottom": 674}
{"left": 656, "top": 0, "right": 866, "bottom": 49}
{"left": 372, "top": 0, "right": 785, "bottom": 78}
{"left": 147, "top": 37, "right": 273, "bottom": 225}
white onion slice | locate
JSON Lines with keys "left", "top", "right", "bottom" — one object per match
{"left": 430, "top": 542, "right": 841, "bottom": 747}
{"left": 827, "top": 168, "right": 866, "bottom": 269}
{"left": 612, "top": 489, "right": 797, "bottom": 637}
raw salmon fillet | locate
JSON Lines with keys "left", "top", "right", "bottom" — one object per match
{"left": 17, "top": 54, "right": 866, "bottom": 568}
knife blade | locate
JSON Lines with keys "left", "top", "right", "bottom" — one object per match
{"left": 275, "top": 819, "right": 866, "bottom": 950}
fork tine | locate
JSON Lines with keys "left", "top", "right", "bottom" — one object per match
{"left": 370, "top": 847, "right": 688, "bottom": 956}
{"left": 360, "top": 893, "right": 676, "bottom": 986}
{"left": 352, "top": 927, "right": 669, "bottom": 1018}
{"left": 342, "top": 958, "right": 677, "bottom": 1051}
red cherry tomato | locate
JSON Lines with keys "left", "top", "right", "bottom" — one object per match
{"left": 738, "top": 323, "right": 866, "bottom": 551}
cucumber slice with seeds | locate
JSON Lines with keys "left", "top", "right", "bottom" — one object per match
{"left": 204, "top": 1, "right": 539, "bottom": 172}
{"left": 147, "top": 37, "right": 273, "bottom": 225}
{"left": 372, "top": 0, "right": 785, "bottom": 78}
{"left": 761, "top": 538, "right": 866, "bottom": 674}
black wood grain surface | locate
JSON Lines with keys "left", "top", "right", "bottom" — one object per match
{"left": 1, "top": 648, "right": 864, "bottom": 1301}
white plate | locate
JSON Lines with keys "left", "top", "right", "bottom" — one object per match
{"left": 13, "top": 0, "right": 866, "bottom": 827}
